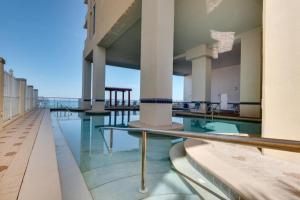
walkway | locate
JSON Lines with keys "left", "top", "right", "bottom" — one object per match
{"left": 0, "top": 110, "right": 44, "bottom": 200}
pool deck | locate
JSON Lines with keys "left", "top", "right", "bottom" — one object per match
{"left": 0, "top": 109, "right": 62, "bottom": 200}
{"left": 185, "top": 139, "right": 300, "bottom": 200}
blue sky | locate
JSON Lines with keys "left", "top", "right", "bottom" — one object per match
{"left": 0, "top": 0, "right": 183, "bottom": 100}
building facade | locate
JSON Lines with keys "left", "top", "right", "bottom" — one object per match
{"left": 82, "top": 0, "right": 300, "bottom": 162}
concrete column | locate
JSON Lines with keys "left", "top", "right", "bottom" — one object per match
{"left": 186, "top": 44, "right": 213, "bottom": 113}
{"left": 263, "top": 0, "right": 300, "bottom": 163}
{"left": 240, "top": 28, "right": 262, "bottom": 118}
{"left": 92, "top": 46, "right": 106, "bottom": 112}
{"left": 82, "top": 58, "right": 92, "bottom": 110}
{"left": 183, "top": 75, "right": 192, "bottom": 102}
{"left": 17, "top": 78, "right": 26, "bottom": 115}
{"left": 28, "top": 86, "right": 34, "bottom": 111}
{"left": 192, "top": 57, "right": 212, "bottom": 112}
{"left": 139, "top": 0, "right": 175, "bottom": 127}
{"left": 34, "top": 89, "right": 38, "bottom": 108}
{"left": 0, "top": 58, "right": 5, "bottom": 129}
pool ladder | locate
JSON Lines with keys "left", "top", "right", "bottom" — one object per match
{"left": 208, "top": 104, "right": 220, "bottom": 121}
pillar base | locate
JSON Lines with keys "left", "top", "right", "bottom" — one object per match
{"left": 128, "top": 120, "right": 183, "bottom": 131}
{"left": 81, "top": 101, "right": 92, "bottom": 110}
{"left": 85, "top": 110, "right": 111, "bottom": 115}
{"left": 240, "top": 104, "right": 261, "bottom": 118}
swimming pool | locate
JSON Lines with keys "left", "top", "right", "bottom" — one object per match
{"left": 51, "top": 111, "right": 261, "bottom": 200}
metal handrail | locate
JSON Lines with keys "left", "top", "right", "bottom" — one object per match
{"left": 102, "top": 127, "right": 300, "bottom": 153}
{"left": 101, "top": 127, "right": 300, "bottom": 197}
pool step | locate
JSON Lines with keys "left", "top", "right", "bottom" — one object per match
{"left": 169, "top": 142, "right": 229, "bottom": 200}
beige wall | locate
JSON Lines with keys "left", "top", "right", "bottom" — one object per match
{"left": 84, "top": 0, "right": 136, "bottom": 57}
{"left": 262, "top": 0, "right": 300, "bottom": 163}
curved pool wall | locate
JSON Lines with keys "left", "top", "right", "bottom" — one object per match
{"left": 51, "top": 111, "right": 261, "bottom": 200}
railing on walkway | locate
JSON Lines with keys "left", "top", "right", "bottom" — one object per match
{"left": 39, "top": 97, "right": 81, "bottom": 109}
{"left": 102, "top": 127, "right": 300, "bottom": 196}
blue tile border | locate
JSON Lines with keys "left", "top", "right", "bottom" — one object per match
{"left": 94, "top": 99, "right": 105, "bottom": 102}
{"left": 140, "top": 98, "right": 173, "bottom": 104}
{"left": 239, "top": 102, "right": 261, "bottom": 105}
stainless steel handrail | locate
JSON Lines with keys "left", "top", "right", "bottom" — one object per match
{"left": 101, "top": 127, "right": 300, "bottom": 196}
{"left": 102, "top": 127, "right": 300, "bottom": 153}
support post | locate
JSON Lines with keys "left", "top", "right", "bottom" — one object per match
{"left": 186, "top": 44, "right": 213, "bottom": 113}
{"left": 109, "top": 90, "right": 112, "bottom": 107}
{"left": 91, "top": 46, "right": 106, "bottom": 112}
{"left": 140, "top": 131, "right": 147, "bottom": 193}
{"left": 139, "top": 0, "right": 175, "bottom": 127}
{"left": 128, "top": 91, "right": 131, "bottom": 107}
{"left": 114, "top": 91, "right": 117, "bottom": 107}
{"left": 240, "top": 28, "right": 262, "bottom": 118}
{"left": 122, "top": 91, "right": 125, "bottom": 107}
{"left": 263, "top": 0, "right": 300, "bottom": 163}
{"left": 82, "top": 58, "right": 92, "bottom": 110}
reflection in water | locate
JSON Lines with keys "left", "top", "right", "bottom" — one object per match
{"left": 53, "top": 111, "right": 261, "bottom": 199}
{"left": 56, "top": 111, "right": 261, "bottom": 169}
{"left": 183, "top": 117, "right": 261, "bottom": 135}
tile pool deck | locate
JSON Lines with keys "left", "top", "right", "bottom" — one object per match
{"left": 0, "top": 110, "right": 44, "bottom": 199}
{"left": 0, "top": 109, "right": 61, "bottom": 200}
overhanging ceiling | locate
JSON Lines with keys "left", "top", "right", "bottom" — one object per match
{"left": 106, "top": 0, "right": 262, "bottom": 75}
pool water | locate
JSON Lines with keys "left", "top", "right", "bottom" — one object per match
{"left": 51, "top": 111, "right": 261, "bottom": 200}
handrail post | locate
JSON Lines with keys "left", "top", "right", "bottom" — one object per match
{"left": 109, "top": 128, "right": 113, "bottom": 153}
{"left": 140, "top": 131, "right": 148, "bottom": 193}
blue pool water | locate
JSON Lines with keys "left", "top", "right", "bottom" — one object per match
{"left": 52, "top": 111, "right": 261, "bottom": 200}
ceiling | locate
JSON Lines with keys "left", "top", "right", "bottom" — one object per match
{"left": 106, "top": 0, "right": 262, "bottom": 75}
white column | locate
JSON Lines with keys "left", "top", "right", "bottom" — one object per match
{"left": 263, "top": 0, "right": 300, "bottom": 163}
{"left": 92, "top": 46, "right": 106, "bottom": 112}
{"left": 183, "top": 75, "right": 192, "bottom": 102}
{"left": 192, "top": 57, "right": 212, "bottom": 112}
{"left": 139, "top": 0, "right": 174, "bottom": 127}
{"left": 186, "top": 44, "right": 213, "bottom": 113}
{"left": 240, "top": 28, "right": 262, "bottom": 118}
{"left": 81, "top": 58, "right": 92, "bottom": 110}
{"left": 17, "top": 78, "right": 26, "bottom": 115}
{"left": 0, "top": 58, "right": 5, "bottom": 129}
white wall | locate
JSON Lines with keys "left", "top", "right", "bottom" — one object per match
{"left": 183, "top": 75, "right": 192, "bottom": 102}
{"left": 211, "top": 65, "right": 240, "bottom": 103}
{"left": 184, "top": 65, "right": 240, "bottom": 105}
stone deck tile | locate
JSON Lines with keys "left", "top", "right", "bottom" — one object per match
{"left": 0, "top": 110, "right": 45, "bottom": 200}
